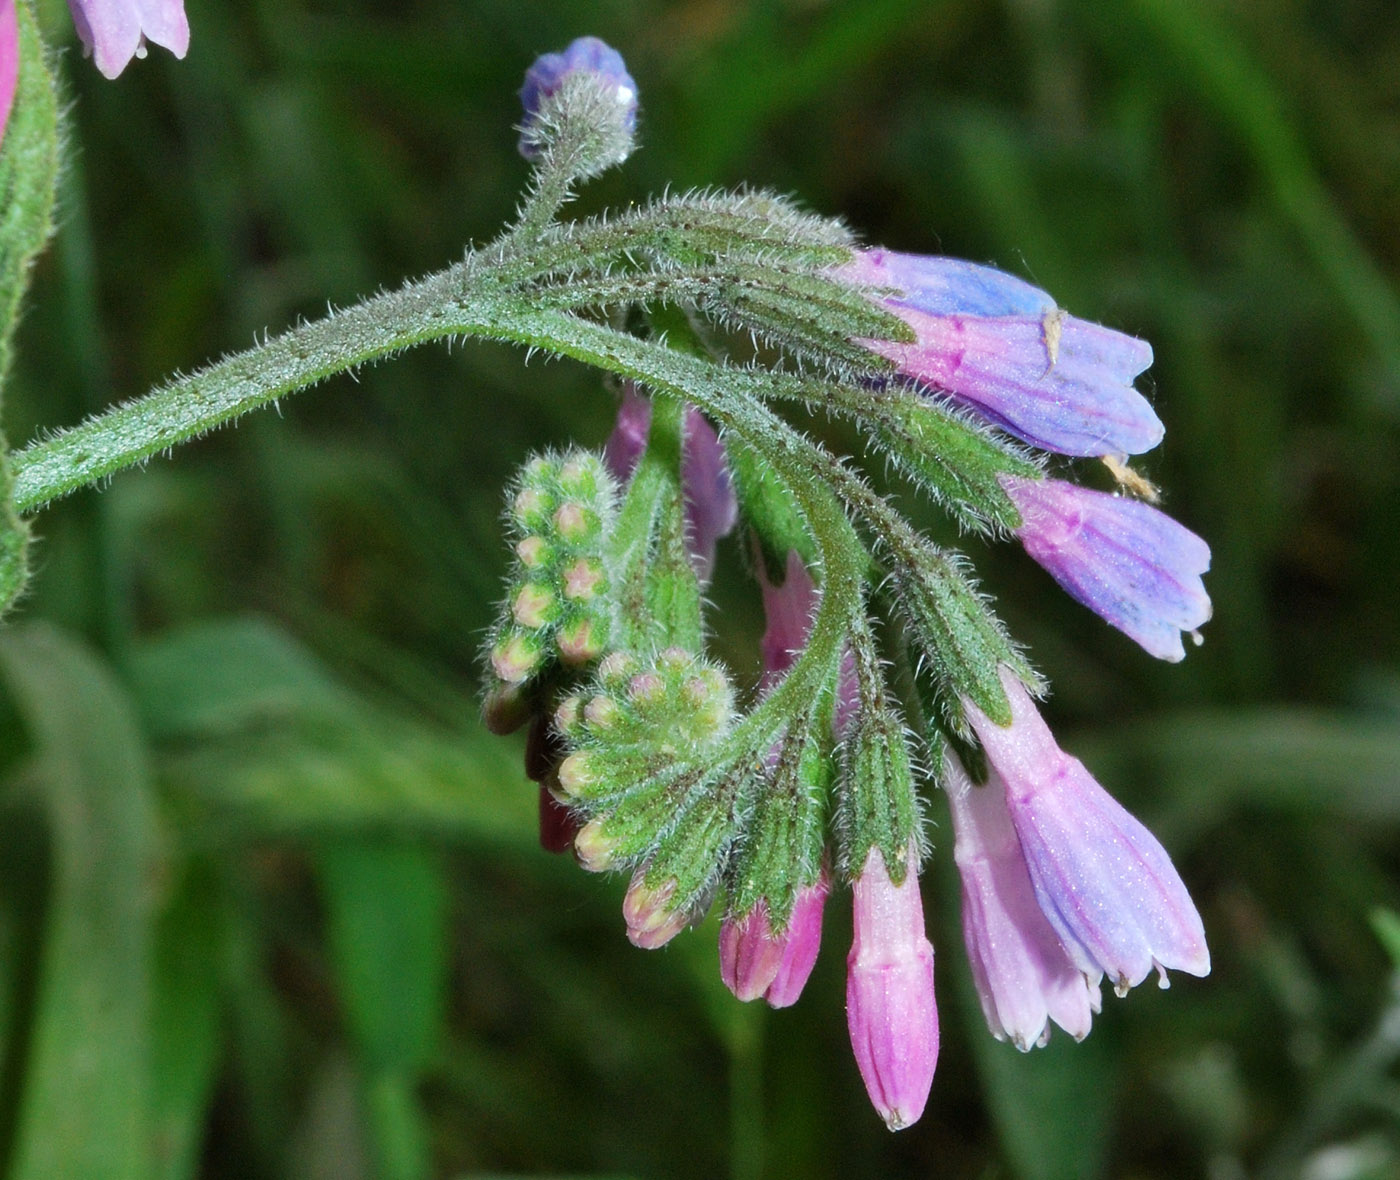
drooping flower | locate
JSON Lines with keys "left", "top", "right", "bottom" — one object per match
{"left": 966, "top": 667, "right": 1210, "bottom": 993}
{"left": 845, "top": 846, "right": 938, "bottom": 1131}
{"left": 719, "top": 874, "right": 829, "bottom": 1008}
{"left": 604, "top": 383, "right": 737, "bottom": 581}
{"left": 839, "top": 249, "right": 1163, "bottom": 458}
{"left": 518, "top": 35, "right": 637, "bottom": 164}
{"left": 944, "top": 751, "right": 1100, "bottom": 1049}
{"left": 1000, "top": 475, "right": 1211, "bottom": 662}
{"left": 67, "top": 0, "right": 189, "bottom": 80}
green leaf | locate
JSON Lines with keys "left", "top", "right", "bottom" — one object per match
{"left": 0, "top": 624, "right": 159, "bottom": 1180}
{"left": 0, "top": 2, "right": 61, "bottom": 616}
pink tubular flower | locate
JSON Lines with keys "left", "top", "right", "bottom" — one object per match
{"left": 604, "top": 384, "right": 737, "bottom": 582}
{"left": 839, "top": 249, "right": 1163, "bottom": 458}
{"left": 944, "top": 752, "right": 1100, "bottom": 1050}
{"left": 1000, "top": 475, "right": 1212, "bottom": 662}
{"left": 966, "top": 668, "right": 1210, "bottom": 994}
{"left": 68, "top": 0, "right": 189, "bottom": 80}
{"left": 1, "top": 0, "right": 16, "bottom": 150}
{"left": 719, "top": 874, "right": 829, "bottom": 1007}
{"left": 846, "top": 846, "right": 938, "bottom": 1131}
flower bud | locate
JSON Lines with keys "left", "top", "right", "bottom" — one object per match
{"left": 623, "top": 872, "right": 689, "bottom": 950}
{"left": 518, "top": 36, "right": 638, "bottom": 176}
{"left": 846, "top": 846, "right": 938, "bottom": 1131}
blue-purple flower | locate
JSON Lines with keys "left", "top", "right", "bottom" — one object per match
{"left": 965, "top": 668, "right": 1210, "bottom": 993}
{"left": 1001, "top": 474, "right": 1212, "bottom": 662}
{"left": 518, "top": 35, "right": 637, "bottom": 162}
{"left": 839, "top": 249, "right": 1163, "bottom": 458}
{"left": 68, "top": 0, "right": 189, "bottom": 79}
{"left": 846, "top": 846, "right": 939, "bottom": 1131}
{"left": 944, "top": 752, "right": 1100, "bottom": 1049}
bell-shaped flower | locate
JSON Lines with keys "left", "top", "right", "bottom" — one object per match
{"left": 68, "top": 0, "right": 189, "bottom": 79}
{"left": 605, "top": 384, "right": 737, "bottom": 582}
{"left": 1000, "top": 475, "right": 1211, "bottom": 662}
{"left": 966, "top": 668, "right": 1210, "bottom": 993}
{"left": 839, "top": 249, "right": 1162, "bottom": 458}
{"left": 944, "top": 752, "right": 1100, "bottom": 1049}
{"left": 719, "top": 874, "right": 829, "bottom": 1008}
{"left": 846, "top": 846, "right": 938, "bottom": 1131}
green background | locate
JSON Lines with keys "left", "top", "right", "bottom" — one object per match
{"left": 2, "top": 0, "right": 1399, "bottom": 1176}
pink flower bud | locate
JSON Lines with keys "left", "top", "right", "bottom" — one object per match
{"left": 623, "top": 873, "right": 687, "bottom": 949}
{"left": 846, "top": 847, "right": 938, "bottom": 1131}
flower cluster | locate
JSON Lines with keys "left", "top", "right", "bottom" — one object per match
{"left": 482, "top": 36, "right": 1213, "bottom": 1131}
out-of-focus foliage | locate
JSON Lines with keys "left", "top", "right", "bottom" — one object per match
{"left": 1, "top": 1, "right": 1398, "bottom": 1176}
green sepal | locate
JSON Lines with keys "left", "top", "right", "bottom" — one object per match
{"left": 724, "top": 701, "right": 833, "bottom": 928}
{"left": 726, "top": 435, "right": 816, "bottom": 581}
{"left": 837, "top": 618, "right": 919, "bottom": 884}
{"left": 888, "top": 543, "right": 1038, "bottom": 735}
{"left": 646, "top": 486, "right": 703, "bottom": 651}
{"left": 864, "top": 391, "right": 1040, "bottom": 534}
{"left": 707, "top": 266, "right": 913, "bottom": 374}
{"left": 637, "top": 759, "right": 751, "bottom": 919}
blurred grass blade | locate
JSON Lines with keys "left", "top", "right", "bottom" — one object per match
{"left": 0, "top": 1, "right": 60, "bottom": 616}
{"left": 1118, "top": 0, "right": 1400, "bottom": 408}
{"left": 0, "top": 624, "right": 158, "bottom": 1180}
{"left": 150, "top": 862, "right": 225, "bottom": 1180}
{"left": 319, "top": 841, "right": 448, "bottom": 1180}
{"left": 130, "top": 616, "right": 537, "bottom": 846}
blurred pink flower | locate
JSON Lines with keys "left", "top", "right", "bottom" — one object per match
{"left": 68, "top": 0, "right": 188, "bottom": 80}
{"left": 1, "top": 0, "right": 18, "bottom": 149}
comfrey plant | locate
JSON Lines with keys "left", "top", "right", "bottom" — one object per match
{"left": 0, "top": 28, "right": 1212, "bottom": 1132}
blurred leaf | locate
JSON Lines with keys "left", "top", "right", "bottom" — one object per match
{"left": 1370, "top": 910, "right": 1400, "bottom": 974}
{"left": 130, "top": 615, "right": 536, "bottom": 846}
{"left": 0, "top": 623, "right": 159, "bottom": 1179}
{"left": 1083, "top": 708, "right": 1400, "bottom": 836}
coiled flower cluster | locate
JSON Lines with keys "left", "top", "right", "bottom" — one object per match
{"left": 482, "top": 36, "right": 1213, "bottom": 1131}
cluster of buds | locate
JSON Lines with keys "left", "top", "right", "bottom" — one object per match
{"left": 483, "top": 37, "right": 1214, "bottom": 1131}
{"left": 483, "top": 450, "right": 618, "bottom": 731}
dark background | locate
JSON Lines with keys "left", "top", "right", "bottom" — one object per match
{"left": 2, "top": 1, "right": 1399, "bottom": 1177}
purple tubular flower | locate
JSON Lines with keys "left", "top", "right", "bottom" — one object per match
{"left": 967, "top": 668, "right": 1210, "bottom": 994}
{"left": 1, "top": 0, "right": 17, "bottom": 149}
{"left": 518, "top": 35, "right": 637, "bottom": 159}
{"left": 68, "top": 0, "right": 189, "bottom": 79}
{"left": 719, "top": 874, "right": 828, "bottom": 1008}
{"left": 1000, "top": 475, "right": 1211, "bottom": 662}
{"left": 846, "top": 847, "right": 938, "bottom": 1131}
{"left": 944, "top": 752, "right": 1100, "bottom": 1049}
{"left": 839, "top": 249, "right": 1163, "bottom": 457}
{"left": 605, "top": 384, "right": 737, "bottom": 581}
